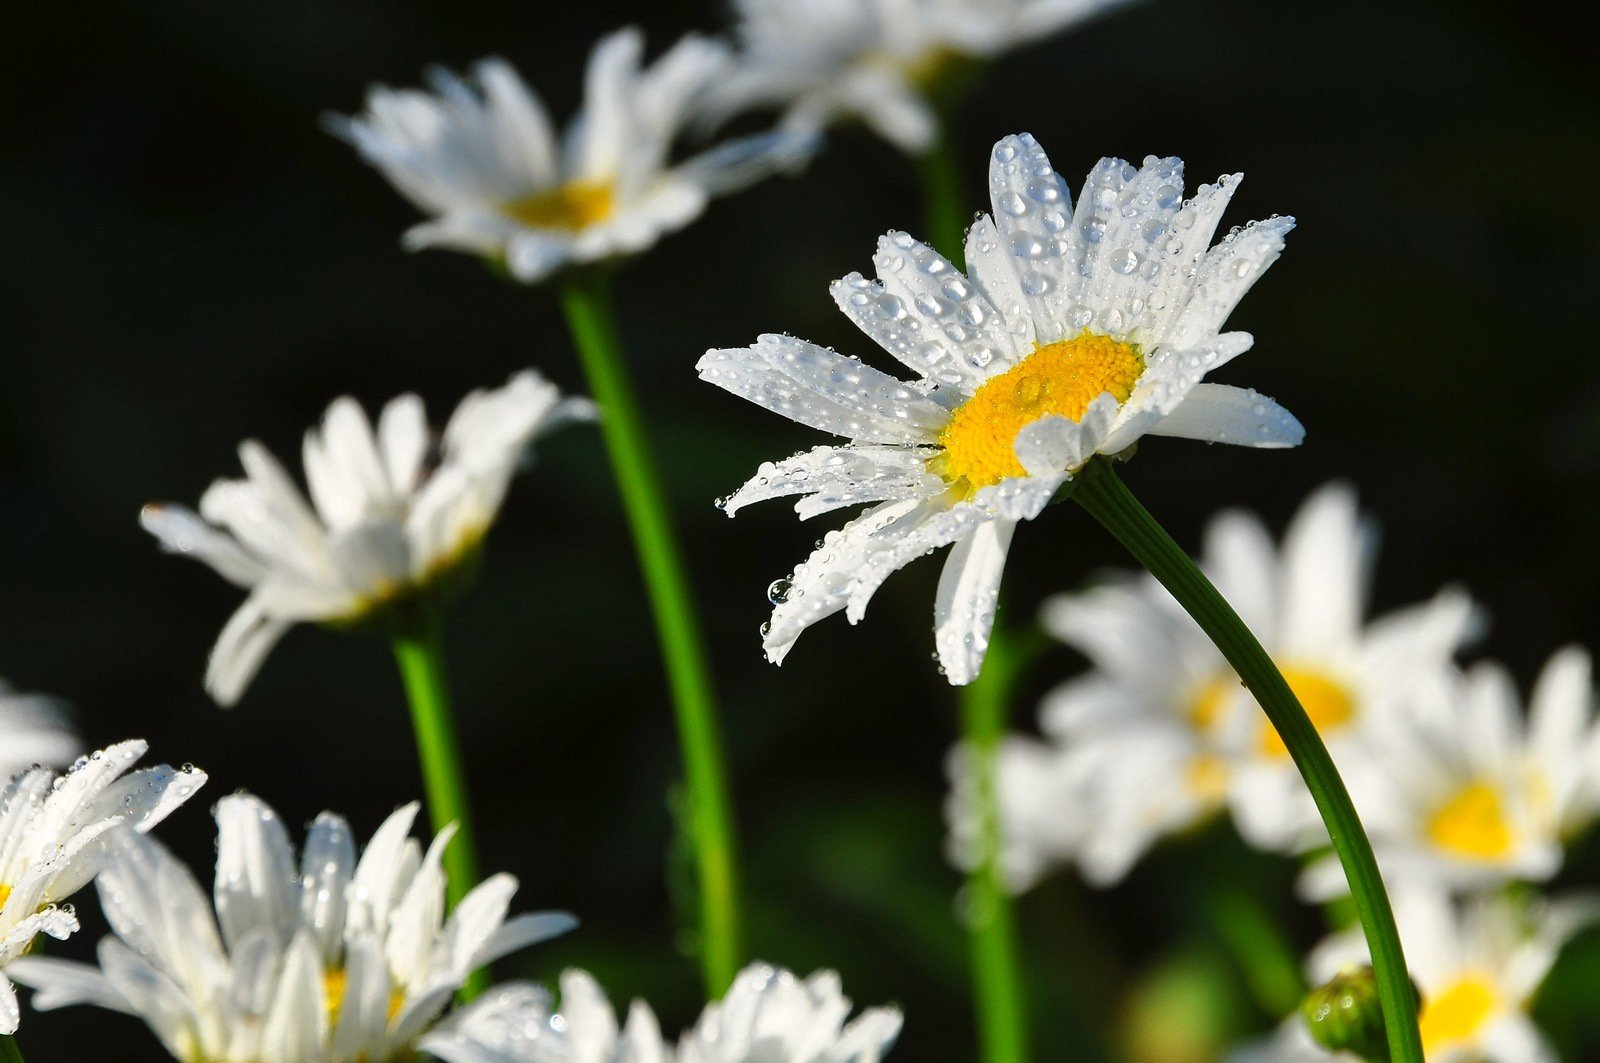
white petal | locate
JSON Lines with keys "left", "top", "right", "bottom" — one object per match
{"left": 140, "top": 504, "right": 267, "bottom": 587}
{"left": 718, "top": 443, "right": 940, "bottom": 519}
{"left": 204, "top": 593, "right": 294, "bottom": 707}
{"left": 697, "top": 336, "right": 948, "bottom": 445}
{"left": 934, "top": 520, "right": 1016, "bottom": 685}
{"left": 1142, "top": 382, "right": 1304, "bottom": 448}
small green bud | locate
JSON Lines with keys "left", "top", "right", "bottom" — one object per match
{"left": 1299, "top": 966, "right": 1419, "bottom": 1062}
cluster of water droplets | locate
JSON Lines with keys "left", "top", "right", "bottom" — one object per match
{"left": 714, "top": 444, "right": 941, "bottom": 520}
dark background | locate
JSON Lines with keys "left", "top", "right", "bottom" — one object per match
{"left": 4, "top": 0, "right": 1600, "bottom": 1058}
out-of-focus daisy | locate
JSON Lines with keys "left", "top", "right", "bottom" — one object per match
{"left": 422, "top": 962, "right": 901, "bottom": 1062}
{"left": 701, "top": 133, "right": 1304, "bottom": 684}
{"left": 944, "top": 484, "right": 1476, "bottom": 887}
{"left": 10, "top": 794, "right": 575, "bottom": 1062}
{"left": 1239, "top": 886, "right": 1600, "bottom": 1063}
{"left": 1302, "top": 649, "right": 1600, "bottom": 899}
{"left": 0, "top": 678, "right": 78, "bottom": 777}
{"left": 331, "top": 28, "right": 814, "bottom": 284}
{"left": 1048, "top": 483, "right": 1477, "bottom": 862}
{"left": 710, "top": 0, "right": 1127, "bottom": 155}
{"left": 141, "top": 370, "right": 592, "bottom": 705}
{"left": 0, "top": 739, "right": 206, "bottom": 1034}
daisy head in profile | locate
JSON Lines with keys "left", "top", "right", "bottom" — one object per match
{"left": 9, "top": 794, "right": 575, "bottom": 1062}
{"left": 330, "top": 27, "right": 815, "bottom": 284}
{"left": 700, "top": 133, "right": 1303, "bottom": 685}
{"left": 141, "top": 370, "right": 593, "bottom": 705}
{"left": 710, "top": 0, "right": 1130, "bottom": 155}
{"left": 0, "top": 740, "right": 206, "bottom": 1034}
{"left": 421, "top": 961, "right": 902, "bottom": 1062}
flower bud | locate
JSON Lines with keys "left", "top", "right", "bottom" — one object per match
{"left": 1300, "top": 966, "right": 1419, "bottom": 1061}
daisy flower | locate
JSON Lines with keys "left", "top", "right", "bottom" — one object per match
{"left": 701, "top": 132, "right": 1303, "bottom": 684}
{"left": 9, "top": 794, "right": 575, "bottom": 1062}
{"left": 330, "top": 28, "right": 814, "bottom": 284}
{"left": 1250, "top": 886, "right": 1600, "bottom": 1063}
{"left": 421, "top": 963, "right": 901, "bottom": 1062}
{"left": 710, "top": 0, "right": 1128, "bottom": 155}
{"left": 0, "top": 677, "right": 78, "bottom": 777}
{"left": 0, "top": 739, "right": 206, "bottom": 1034}
{"left": 141, "top": 370, "right": 592, "bottom": 705}
{"left": 1301, "top": 648, "right": 1600, "bottom": 898}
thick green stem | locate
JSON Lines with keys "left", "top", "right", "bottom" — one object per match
{"left": 558, "top": 271, "right": 742, "bottom": 997}
{"left": 959, "top": 620, "right": 1032, "bottom": 1063}
{"left": 1072, "top": 462, "right": 1422, "bottom": 1063}
{"left": 919, "top": 124, "right": 970, "bottom": 263}
{"left": 1, "top": 1035, "right": 25, "bottom": 1063}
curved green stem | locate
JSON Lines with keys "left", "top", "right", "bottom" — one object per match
{"left": 1071, "top": 462, "right": 1422, "bottom": 1063}
{"left": 959, "top": 619, "right": 1031, "bottom": 1063}
{"left": 558, "top": 271, "right": 742, "bottom": 997}
{"left": 1, "top": 1035, "right": 25, "bottom": 1063}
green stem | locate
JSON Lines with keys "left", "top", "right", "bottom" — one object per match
{"left": 1071, "top": 462, "right": 1422, "bottom": 1063}
{"left": 392, "top": 615, "right": 488, "bottom": 999}
{"left": 1204, "top": 883, "right": 1308, "bottom": 1018}
{"left": 392, "top": 616, "right": 479, "bottom": 906}
{"left": 558, "top": 271, "right": 742, "bottom": 997}
{"left": 919, "top": 120, "right": 969, "bottom": 261}
{"left": 959, "top": 619, "right": 1031, "bottom": 1063}
{"left": 1, "top": 1035, "right": 24, "bottom": 1063}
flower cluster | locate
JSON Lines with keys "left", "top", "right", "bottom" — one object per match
{"left": 952, "top": 481, "right": 1600, "bottom": 1060}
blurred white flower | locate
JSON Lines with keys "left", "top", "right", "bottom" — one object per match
{"left": 422, "top": 962, "right": 901, "bottom": 1062}
{"left": 330, "top": 28, "right": 815, "bottom": 284}
{"left": 701, "top": 133, "right": 1301, "bottom": 685}
{"left": 10, "top": 794, "right": 575, "bottom": 1062}
{"left": 141, "top": 369, "right": 592, "bottom": 705}
{"left": 0, "top": 678, "right": 78, "bottom": 778}
{"left": 1258, "top": 886, "right": 1600, "bottom": 1063}
{"left": 0, "top": 739, "right": 206, "bottom": 1034}
{"left": 710, "top": 0, "right": 1129, "bottom": 155}
{"left": 945, "top": 483, "right": 1477, "bottom": 889}
{"left": 1303, "top": 648, "right": 1600, "bottom": 899}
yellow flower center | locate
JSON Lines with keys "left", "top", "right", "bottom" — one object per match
{"left": 1186, "top": 754, "right": 1229, "bottom": 802}
{"left": 934, "top": 333, "right": 1143, "bottom": 494}
{"left": 1256, "top": 669, "right": 1357, "bottom": 759}
{"left": 503, "top": 181, "right": 615, "bottom": 232}
{"left": 0, "top": 883, "right": 10, "bottom": 908}
{"left": 1427, "top": 781, "right": 1516, "bottom": 860}
{"left": 323, "top": 967, "right": 406, "bottom": 1028}
{"left": 1418, "top": 975, "right": 1498, "bottom": 1053}
{"left": 1188, "top": 678, "right": 1233, "bottom": 732}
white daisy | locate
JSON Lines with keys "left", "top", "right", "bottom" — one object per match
{"left": 945, "top": 483, "right": 1477, "bottom": 888}
{"left": 141, "top": 369, "right": 592, "bottom": 706}
{"left": 710, "top": 0, "right": 1127, "bottom": 155}
{"left": 0, "top": 739, "right": 206, "bottom": 1035}
{"left": 0, "top": 678, "right": 77, "bottom": 778}
{"left": 1302, "top": 648, "right": 1600, "bottom": 899}
{"left": 421, "top": 963, "right": 901, "bottom": 1062}
{"left": 1278, "top": 886, "right": 1599, "bottom": 1063}
{"left": 676, "top": 964, "right": 902, "bottom": 1063}
{"left": 330, "top": 28, "right": 814, "bottom": 284}
{"left": 9, "top": 794, "right": 575, "bottom": 1062}
{"left": 700, "top": 133, "right": 1302, "bottom": 684}
{"left": 419, "top": 971, "right": 669, "bottom": 1063}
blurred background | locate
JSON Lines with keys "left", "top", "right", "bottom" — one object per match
{"left": 4, "top": 0, "right": 1600, "bottom": 1057}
